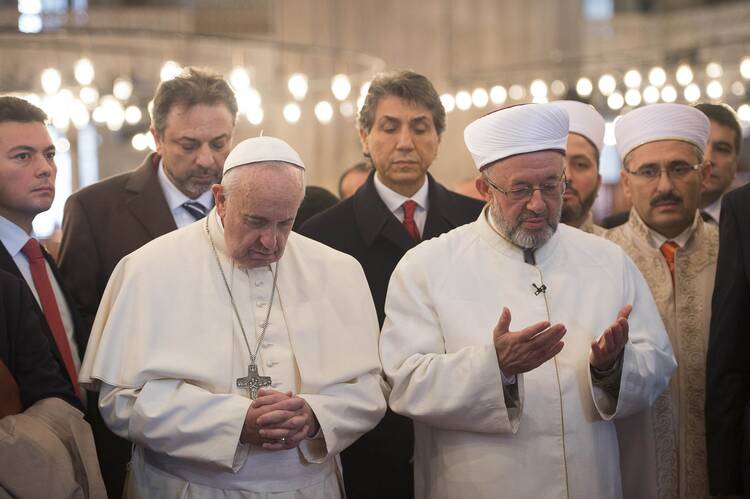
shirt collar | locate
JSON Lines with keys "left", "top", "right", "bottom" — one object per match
{"left": 157, "top": 159, "right": 214, "bottom": 211}
{"left": 0, "top": 215, "right": 32, "bottom": 257}
{"left": 373, "top": 172, "right": 429, "bottom": 213}
{"left": 647, "top": 221, "right": 694, "bottom": 249}
{"left": 702, "top": 196, "right": 722, "bottom": 224}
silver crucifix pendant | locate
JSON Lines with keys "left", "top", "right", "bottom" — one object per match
{"left": 236, "top": 363, "right": 272, "bottom": 399}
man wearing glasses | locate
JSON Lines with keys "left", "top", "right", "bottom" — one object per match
{"left": 380, "top": 103, "right": 675, "bottom": 498}
{"left": 605, "top": 103, "right": 716, "bottom": 499}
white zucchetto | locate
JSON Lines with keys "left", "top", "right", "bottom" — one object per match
{"left": 614, "top": 103, "right": 710, "bottom": 160}
{"left": 464, "top": 103, "right": 569, "bottom": 170}
{"left": 549, "top": 100, "right": 606, "bottom": 154}
{"left": 223, "top": 136, "right": 306, "bottom": 174}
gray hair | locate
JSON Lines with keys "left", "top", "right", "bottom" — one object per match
{"left": 357, "top": 69, "right": 445, "bottom": 136}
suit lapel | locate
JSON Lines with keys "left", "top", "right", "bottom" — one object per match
{"left": 125, "top": 154, "right": 177, "bottom": 239}
{"left": 353, "top": 173, "right": 415, "bottom": 251}
{"left": 0, "top": 244, "right": 23, "bottom": 281}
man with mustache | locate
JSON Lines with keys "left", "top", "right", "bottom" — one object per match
{"left": 299, "top": 70, "right": 484, "bottom": 498}
{"left": 379, "top": 103, "right": 675, "bottom": 498}
{"left": 605, "top": 103, "right": 717, "bottom": 499}
{"left": 58, "top": 66, "right": 238, "bottom": 498}
{"left": 550, "top": 100, "right": 606, "bottom": 235}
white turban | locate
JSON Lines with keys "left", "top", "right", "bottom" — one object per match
{"left": 614, "top": 103, "right": 710, "bottom": 160}
{"left": 223, "top": 136, "right": 306, "bottom": 175}
{"left": 549, "top": 100, "right": 605, "bottom": 154}
{"left": 464, "top": 103, "right": 569, "bottom": 170}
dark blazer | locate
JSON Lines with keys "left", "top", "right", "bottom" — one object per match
{"left": 59, "top": 153, "right": 176, "bottom": 331}
{"left": 0, "top": 269, "right": 80, "bottom": 411}
{"left": 0, "top": 240, "right": 87, "bottom": 390}
{"left": 58, "top": 152, "right": 175, "bottom": 499}
{"left": 706, "top": 183, "right": 750, "bottom": 496}
{"left": 299, "top": 171, "right": 485, "bottom": 499}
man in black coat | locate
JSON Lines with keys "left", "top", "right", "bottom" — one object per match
{"left": 0, "top": 96, "right": 88, "bottom": 399}
{"left": 299, "top": 69, "right": 484, "bottom": 498}
{"left": 706, "top": 181, "right": 750, "bottom": 497}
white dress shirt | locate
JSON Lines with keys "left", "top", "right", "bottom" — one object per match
{"left": 373, "top": 173, "right": 429, "bottom": 235}
{"left": 0, "top": 216, "right": 80, "bottom": 370}
{"left": 701, "top": 196, "right": 722, "bottom": 225}
{"left": 647, "top": 223, "right": 693, "bottom": 250}
{"left": 157, "top": 160, "right": 215, "bottom": 229}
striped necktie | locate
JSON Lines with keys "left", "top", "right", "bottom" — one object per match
{"left": 182, "top": 201, "right": 208, "bottom": 220}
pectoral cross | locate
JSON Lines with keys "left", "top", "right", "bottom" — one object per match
{"left": 236, "top": 363, "right": 272, "bottom": 399}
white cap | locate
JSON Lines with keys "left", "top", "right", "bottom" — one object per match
{"left": 549, "top": 100, "right": 605, "bottom": 154}
{"left": 464, "top": 103, "right": 569, "bottom": 170}
{"left": 223, "top": 136, "right": 305, "bottom": 175}
{"left": 614, "top": 103, "right": 710, "bottom": 160}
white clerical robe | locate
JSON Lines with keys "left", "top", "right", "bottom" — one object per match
{"left": 380, "top": 208, "right": 676, "bottom": 499}
{"left": 79, "top": 210, "right": 386, "bottom": 498}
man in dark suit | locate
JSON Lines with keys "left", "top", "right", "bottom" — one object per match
{"left": 58, "top": 67, "right": 237, "bottom": 498}
{"left": 299, "top": 69, "right": 484, "bottom": 498}
{"left": 706, "top": 182, "right": 750, "bottom": 498}
{"left": 0, "top": 96, "right": 87, "bottom": 405}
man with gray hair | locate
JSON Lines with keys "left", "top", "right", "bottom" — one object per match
{"left": 299, "top": 69, "right": 484, "bottom": 498}
{"left": 380, "top": 103, "right": 675, "bottom": 498}
{"left": 58, "top": 66, "right": 238, "bottom": 497}
{"left": 79, "top": 136, "right": 386, "bottom": 498}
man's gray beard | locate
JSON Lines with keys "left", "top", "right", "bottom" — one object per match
{"left": 490, "top": 204, "right": 560, "bottom": 249}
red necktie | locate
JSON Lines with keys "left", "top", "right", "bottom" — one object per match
{"left": 402, "top": 200, "right": 421, "bottom": 242}
{"left": 21, "top": 238, "right": 81, "bottom": 398}
{"left": 660, "top": 240, "right": 678, "bottom": 282}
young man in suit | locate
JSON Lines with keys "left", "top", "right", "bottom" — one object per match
{"left": 0, "top": 95, "right": 87, "bottom": 405}
{"left": 706, "top": 181, "right": 750, "bottom": 498}
{"left": 299, "top": 69, "right": 485, "bottom": 499}
{"left": 57, "top": 67, "right": 237, "bottom": 498}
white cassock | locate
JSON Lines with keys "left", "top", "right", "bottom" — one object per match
{"left": 380, "top": 208, "right": 676, "bottom": 499}
{"left": 79, "top": 210, "right": 386, "bottom": 498}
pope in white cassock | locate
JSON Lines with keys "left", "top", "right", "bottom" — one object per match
{"left": 79, "top": 136, "right": 387, "bottom": 498}
{"left": 379, "top": 104, "right": 677, "bottom": 499}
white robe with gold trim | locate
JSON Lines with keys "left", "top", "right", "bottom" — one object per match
{"left": 79, "top": 211, "right": 386, "bottom": 498}
{"left": 380, "top": 209, "right": 676, "bottom": 499}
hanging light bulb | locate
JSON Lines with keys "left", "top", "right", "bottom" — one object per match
{"left": 684, "top": 83, "right": 701, "bottom": 103}
{"left": 740, "top": 57, "right": 750, "bottom": 80}
{"left": 625, "top": 89, "right": 642, "bottom": 107}
{"left": 648, "top": 67, "right": 667, "bottom": 87}
{"left": 576, "top": 77, "right": 593, "bottom": 97}
{"left": 247, "top": 107, "right": 264, "bottom": 126}
{"left": 706, "top": 62, "right": 723, "bottom": 79}
{"left": 314, "top": 101, "right": 334, "bottom": 124}
{"left": 607, "top": 92, "right": 624, "bottom": 110}
{"left": 74, "top": 58, "right": 95, "bottom": 86}
{"left": 113, "top": 77, "right": 134, "bottom": 101}
{"left": 283, "top": 102, "right": 301, "bottom": 123}
{"left": 41, "top": 68, "right": 61, "bottom": 95}
{"left": 623, "top": 70, "right": 642, "bottom": 89}
{"left": 706, "top": 80, "right": 724, "bottom": 100}
{"left": 331, "top": 74, "right": 351, "bottom": 101}
{"left": 230, "top": 67, "right": 250, "bottom": 91}
{"left": 124, "top": 105, "right": 142, "bottom": 125}
{"left": 661, "top": 85, "right": 677, "bottom": 103}
{"left": 440, "top": 93, "right": 455, "bottom": 113}
{"left": 471, "top": 88, "right": 489, "bottom": 108}
{"left": 160, "top": 61, "right": 182, "bottom": 82}
{"left": 288, "top": 73, "right": 308, "bottom": 101}
{"left": 643, "top": 86, "right": 660, "bottom": 104}
{"left": 598, "top": 74, "right": 617, "bottom": 96}
{"left": 490, "top": 85, "right": 508, "bottom": 104}
{"left": 455, "top": 90, "right": 472, "bottom": 110}
{"left": 675, "top": 64, "right": 694, "bottom": 86}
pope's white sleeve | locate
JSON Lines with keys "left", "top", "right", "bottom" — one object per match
{"left": 590, "top": 252, "right": 677, "bottom": 420}
{"left": 98, "top": 380, "right": 252, "bottom": 471}
{"left": 380, "top": 254, "right": 522, "bottom": 434}
{"left": 298, "top": 370, "right": 386, "bottom": 463}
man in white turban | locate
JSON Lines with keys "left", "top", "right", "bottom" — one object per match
{"left": 604, "top": 103, "right": 716, "bottom": 499}
{"left": 550, "top": 100, "right": 606, "bottom": 235}
{"left": 79, "top": 136, "right": 386, "bottom": 498}
{"left": 379, "top": 103, "right": 676, "bottom": 499}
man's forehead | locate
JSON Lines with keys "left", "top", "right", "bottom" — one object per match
{"left": 629, "top": 139, "right": 698, "bottom": 165}
{"left": 374, "top": 95, "right": 433, "bottom": 121}
{"left": 0, "top": 121, "right": 53, "bottom": 149}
